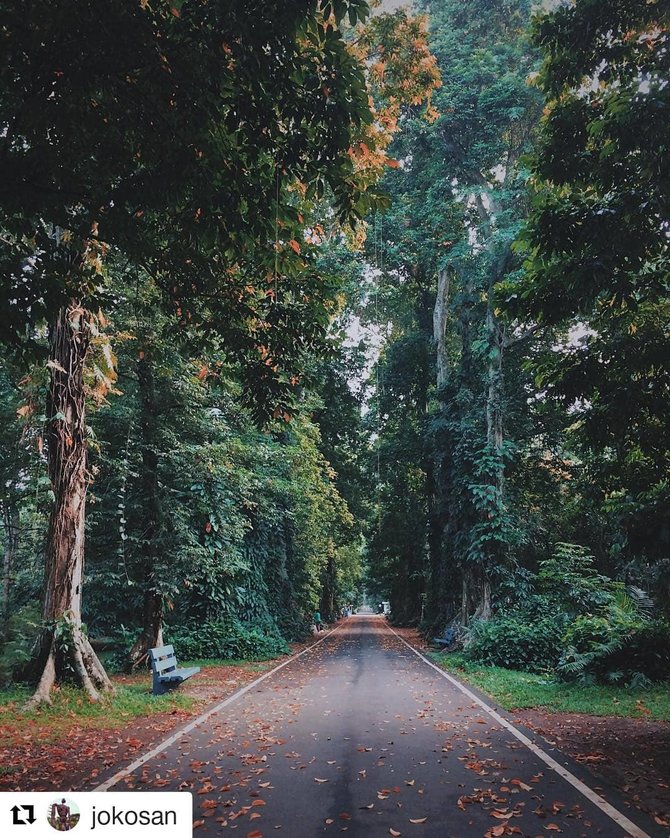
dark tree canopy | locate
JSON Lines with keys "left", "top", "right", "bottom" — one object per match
{"left": 0, "top": 0, "right": 380, "bottom": 417}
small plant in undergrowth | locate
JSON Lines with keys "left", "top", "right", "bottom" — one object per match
{"left": 537, "top": 542, "right": 614, "bottom": 614}
{"left": 557, "top": 610, "right": 670, "bottom": 686}
{"left": 555, "top": 567, "right": 670, "bottom": 685}
{"left": 102, "top": 625, "right": 140, "bottom": 674}
{"left": 0, "top": 603, "right": 41, "bottom": 686}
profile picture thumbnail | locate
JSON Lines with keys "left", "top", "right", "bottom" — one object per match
{"left": 48, "top": 798, "right": 81, "bottom": 831}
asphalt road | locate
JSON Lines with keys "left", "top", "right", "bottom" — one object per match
{"left": 100, "top": 616, "right": 659, "bottom": 837}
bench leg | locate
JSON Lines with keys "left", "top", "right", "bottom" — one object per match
{"left": 153, "top": 676, "right": 174, "bottom": 696}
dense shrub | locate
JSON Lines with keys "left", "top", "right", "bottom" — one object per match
{"left": 276, "top": 610, "right": 312, "bottom": 642}
{"left": 558, "top": 617, "right": 670, "bottom": 686}
{"left": 165, "top": 618, "right": 289, "bottom": 661}
{"left": 616, "top": 621, "right": 670, "bottom": 683}
{"left": 0, "top": 603, "right": 41, "bottom": 686}
{"left": 465, "top": 611, "right": 566, "bottom": 673}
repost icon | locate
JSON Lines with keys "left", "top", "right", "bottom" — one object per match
{"left": 11, "top": 805, "right": 36, "bottom": 826}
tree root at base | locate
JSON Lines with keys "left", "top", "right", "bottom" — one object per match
{"left": 24, "top": 631, "right": 115, "bottom": 709}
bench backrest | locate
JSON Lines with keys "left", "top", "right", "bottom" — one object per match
{"left": 149, "top": 644, "right": 177, "bottom": 675}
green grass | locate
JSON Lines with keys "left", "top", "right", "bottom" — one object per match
{"left": 0, "top": 655, "right": 281, "bottom": 744}
{"left": 0, "top": 683, "right": 196, "bottom": 744}
{"left": 432, "top": 653, "right": 670, "bottom": 720}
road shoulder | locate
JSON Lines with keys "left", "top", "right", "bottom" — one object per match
{"left": 394, "top": 623, "right": 670, "bottom": 832}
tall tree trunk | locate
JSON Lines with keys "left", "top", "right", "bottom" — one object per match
{"left": 128, "top": 350, "right": 164, "bottom": 669}
{"left": 427, "top": 267, "right": 452, "bottom": 629}
{"left": 433, "top": 267, "right": 451, "bottom": 394}
{"left": 486, "top": 305, "right": 505, "bottom": 502}
{"left": 27, "top": 304, "right": 113, "bottom": 707}
{"left": 457, "top": 268, "right": 478, "bottom": 623}
{"left": 485, "top": 248, "right": 511, "bottom": 507}
{"left": 461, "top": 570, "right": 471, "bottom": 626}
{"left": 320, "top": 552, "right": 336, "bottom": 622}
{"left": 475, "top": 248, "right": 513, "bottom": 622}
{"left": 2, "top": 502, "right": 19, "bottom": 618}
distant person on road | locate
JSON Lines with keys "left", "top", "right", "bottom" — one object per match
{"left": 56, "top": 799, "right": 71, "bottom": 831}
{"left": 314, "top": 610, "right": 323, "bottom": 632}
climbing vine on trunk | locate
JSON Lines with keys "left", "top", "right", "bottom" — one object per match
{"left": 27, "top": 304, "right": 113, "bottom": 706}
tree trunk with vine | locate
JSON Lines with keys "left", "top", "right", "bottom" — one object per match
{"left": 2, "top": 502, "right": 18, "bottom": 618}
{"left": 320, "top": 553, "right": 336, "bottom": 623}
{"left": 128, "top": 349, "right": 164, "bottom": 669}
{"left": 26, "top": 304, "right": 113, "bottom": 707}
{"left": 427, "top": 266, "right": 453, "bottom": 629}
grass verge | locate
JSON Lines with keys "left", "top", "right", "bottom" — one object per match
{"left": 0, "top": 654, "right": 285, "bottom": 745}
{"left": 0, "top": 683, "right": 196, "bottom": 744}
{"left": 432, "top": 653, "right": 670, "bottom": 720}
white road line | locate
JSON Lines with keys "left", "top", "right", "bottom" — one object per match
{"left": 93, "top": 625, "right": 340, "bottom": 792}
{"left": 388, "top": 625, "right": 651, "bottom": 838}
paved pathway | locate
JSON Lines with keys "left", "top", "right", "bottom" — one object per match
{"left": 98, "top": 616, "right": 658, "bottom": 837}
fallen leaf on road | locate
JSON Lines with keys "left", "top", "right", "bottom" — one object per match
{"left": 511, "top": 779, "right": 532, "bottom": 791}
{"left": 545, "top": 826, "right": 562, "bottom": 832}
{"left": 390, "top": 830, "right": 401, "bottom": 837}
{"left": 193, "top": 820, "right": 205, "bottom": 829}
{"left": 573, "top": 753, "right": 606, "bottom": 764}
{"left": 314, "top": 778, "right": 329, "bottom": 783}
{"left": 409, "top": 818, "right": 427, "bottom": 824}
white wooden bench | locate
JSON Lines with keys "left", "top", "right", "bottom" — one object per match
{"left": 149, "top": 645, "right": 200, "bottom": 695}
